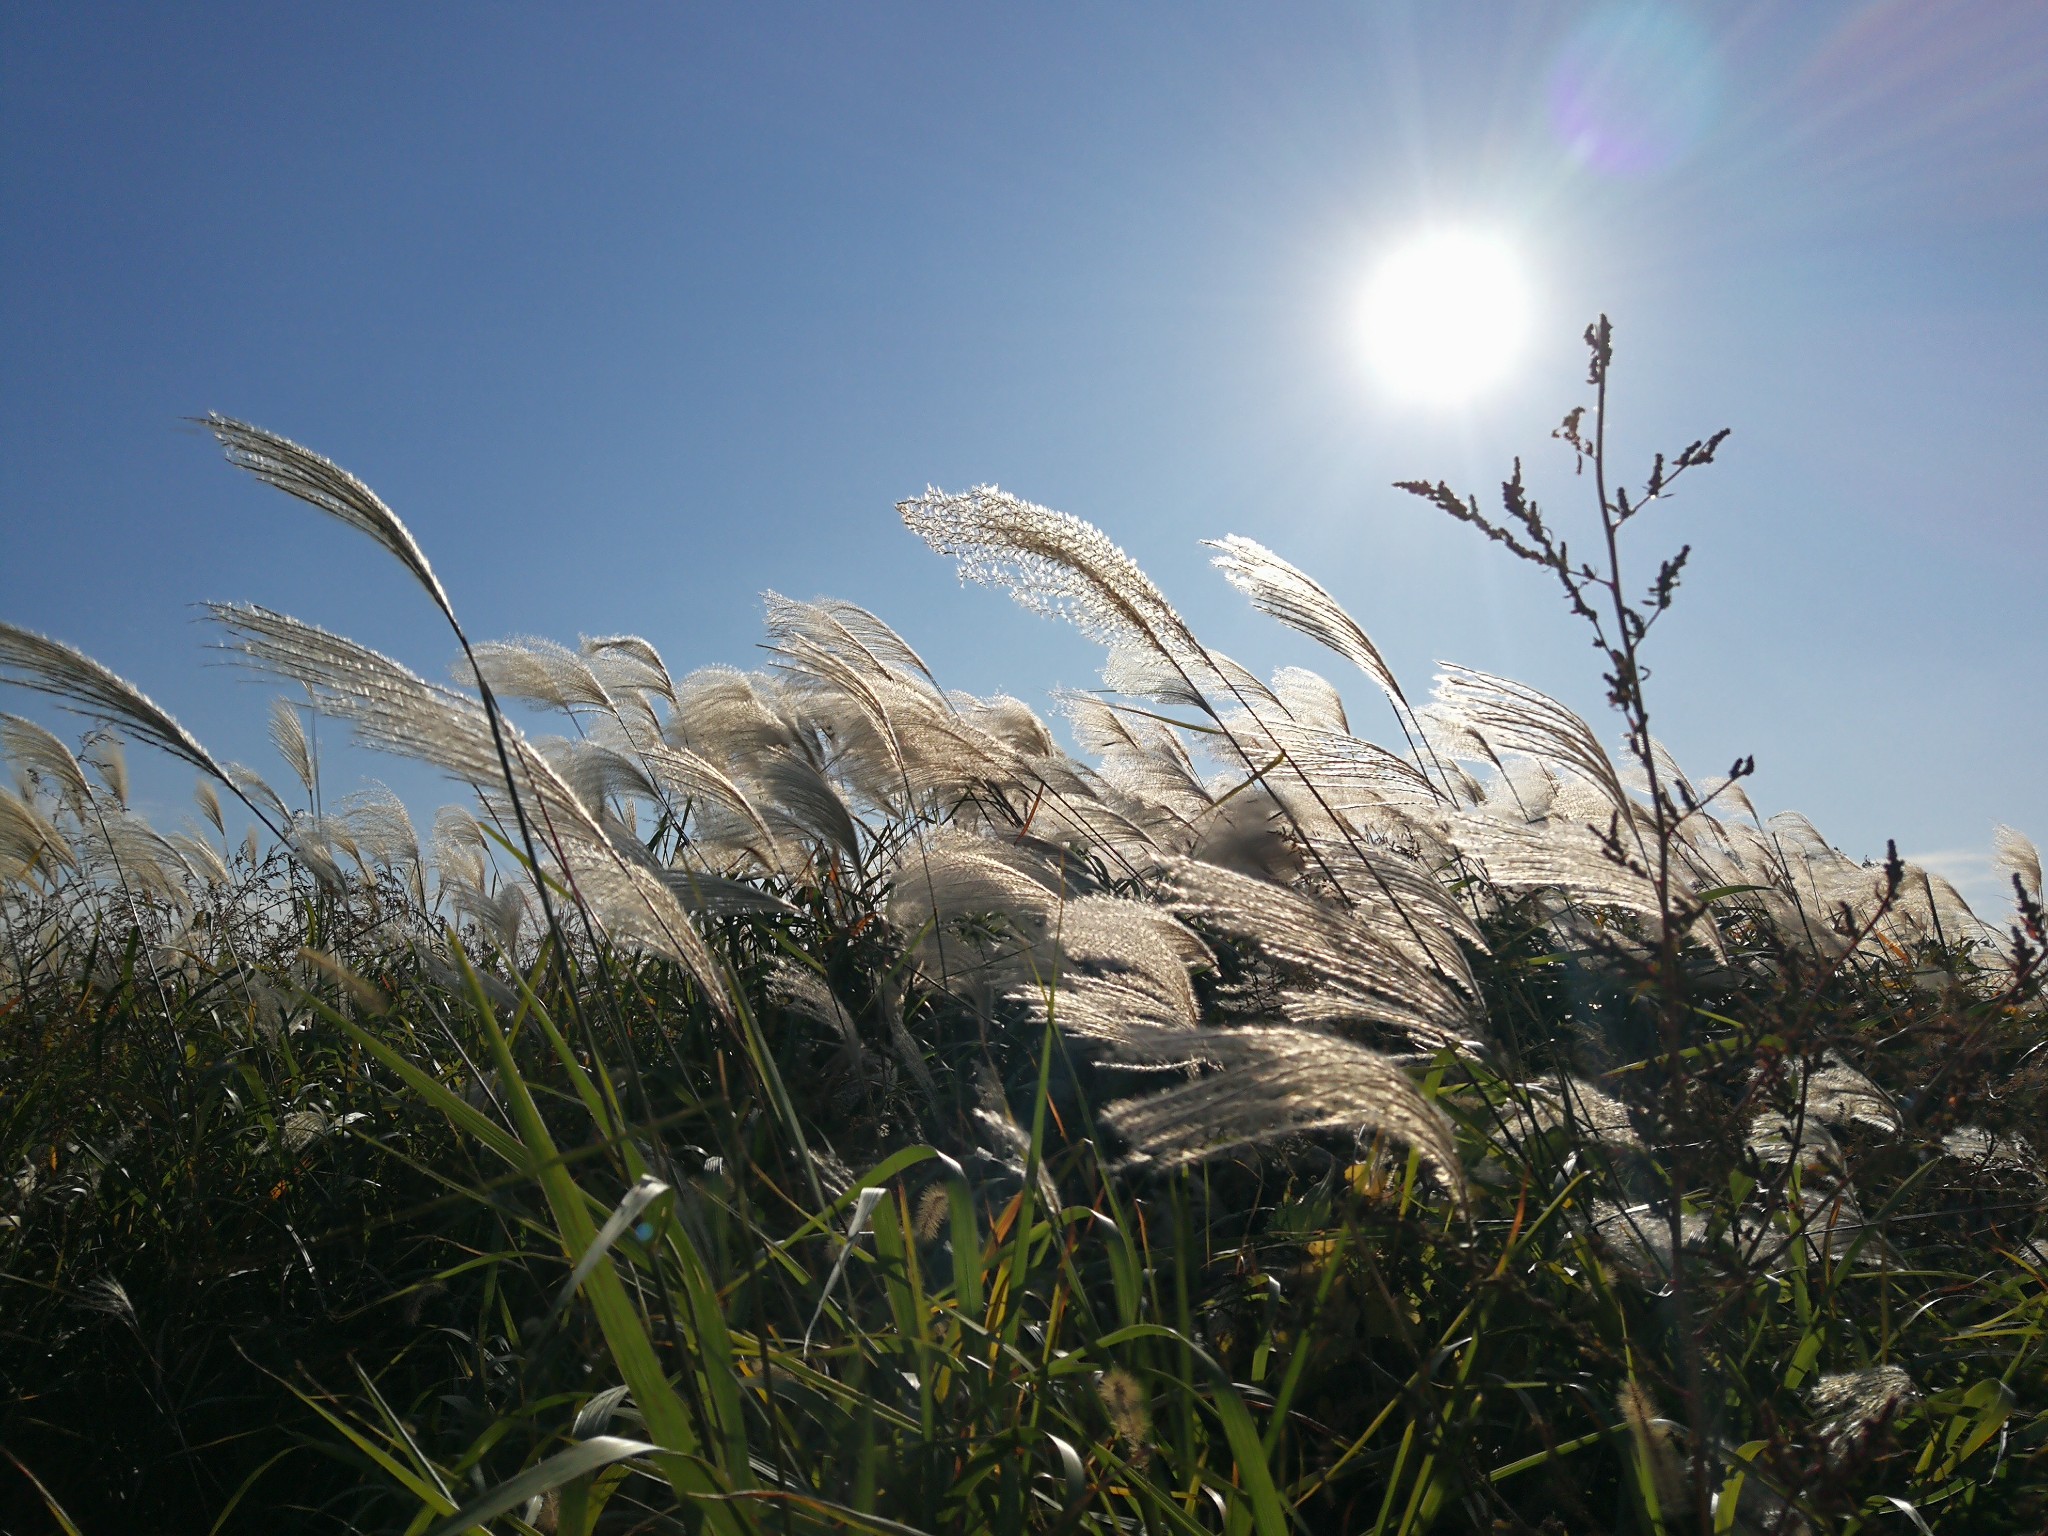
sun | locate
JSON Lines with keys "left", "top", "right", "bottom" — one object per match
{"left": 1358, "top": 230, "right": 1532, "bottom": 405}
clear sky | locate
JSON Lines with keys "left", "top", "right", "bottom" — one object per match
{"left": 3, "top": 3, "right": 2043, "bottom": 905}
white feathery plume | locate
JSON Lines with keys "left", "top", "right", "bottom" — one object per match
{"left": 1497, "top": 1076, "right": 1641, "bottom": 1152}
{"left": 208, "top": 604, "right": 591, "bottom": 842}
{"left": 1061, "top": 693, "right": 1213, "bottom": 826}
{"left": 1993, "top": 824, "right": 2042, "bottom": 902}
{"left": 337, "top": 785, "right": 426, "bottom": 905}
{"left": 226, "top": 764, "right": 290, "bottom": 828}
{"left": 202, "top": 415, "right": 456, "bottom": 624}
{"left": 1208, "top": 709, "right": 1440, "bottom": 809}
{"left": 1155, "top": 856, "right": 1474, "bottom": 1052}
{"left": 630, "top": 738, "right": 786, "bottom": 872}
{"left": 1885, "top": 866, "right": 1998, "bottom": 952}
{"left": 193, "top": 778, "right": 225, "bottom": 836}
{"left": 79, "top": 731, "right": 129, "bottom": 808}
{"left": 268, "top": 698, "right": 315, "bottom": 800}
{"left": 433, "top": 805, "right": 489, "bottom": 893}
{"left": 1447, "top": 812, "right": 1673, "bottom": 926}
{"left": 1304, "top": 837, "right": 1488, "bottom": 984}
{"left": 1746, "top": 1110, "right": 1842, "bottom": 1173}
{"left": 888, "top": 837, "right": 1068, "bottom": 939}
{"left": 0, "top": 785, "right": 71, "bottom": 879}
{"left": 1101, "top": 1024, "right": 1462, "bottom": 1201}
{"left": 1206, "top": 535, "right": 1412, "bottom": 717}
{"left": 770, "top": 962, "right": 864, "bottom": 1057}
{"left": 1205, "top": 650, "right": 1282, "bottom": 711}
{"left": 0, "top": 713, "right": 93, "bottom": 812}
{"left": 764, "top": 593, "right": 944, "bottom": 698}
{"left": 449, "top": 878, "right": 529, "bottom": 951}
{"left": 580, "top": 634, "right": 677, "bottom": 709}
{"left": 77, "top": 806, "right": 192, "bottom": 906}
{"left": 1811, "top": 1367, "right": 1919, "bottom": 1465}
{"left": 661, "top": 868, "right": 796, "bottom": 919}
{"left": 748, "top": 752, "right": 862, "bottom": 861}
{"left": 670, "top": 666, "right": 802, "bottom": 762}
{"left": 905, "top": 495, "right": 1350, "bottom": 858}
{"left": 210, "top": 604, "right": 731, "bottom": 1005}
{"left": 464, "top": 636, "right": 615, "bottom": 714}
{"left": 200, "top": 419, "right": 614, "bottom": 973}
{"left": 1585, "top": 1201, "right": 1708, "bottom": 1280}
{"left": 282, "top": 816, "right": 348, "bottom": 892}
{"left": 1269, "top": 666, "right": 1350, "bottom": 734}
{"left": 167, "top": 830, "right": 231, "bottom": 888}
{"left": 1940, "top": 1126, "right": 2041, "bottom": 1183}
{"left": 1431, "top": 665, "right": 1633, "bottom": 822}
{"left": 902, "top": 486, "right": 1203, "bottom": 664}
{"left": 1798, "top": 1052, "right": 1901, "bottom": 1136}
{"left": 0, "top": 624, "right": 246, "bottom": 813}
{"left": 540, "top": 737, "right": 661, "bottom": 817}
{"left": 955, "top": 694, "right": 1056, "bottom": 758}
{"left": 1003, "top": 895, "right": 1212, "bottom": 1043}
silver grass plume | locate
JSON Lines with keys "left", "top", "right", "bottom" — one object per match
{"left": 0, "top": 623, "right": 278, "bottom": 837}
{"left": 581, "top": 634, "right": 677, "bottom": 708}
{"left": 1496, "top": 1075, "right": 1641, "bottom": 1152}
{"left": 207, "top": 604, "right": 593, "bottom": 845}
{"left": 1940, "top": 1126, "right": 2041, "bottom": 1183}
{"left": 1810, "top": 1366, "right": 1918, "bottom": 1465}
{"left": 1746, "top": 1110, "right": 1842, "bottom": 1174}
{"left": 465, "top": 636, "right": 615, "bottom": 715}
{"left": 1447, "top": 812, "right": 1676, "bottom": 928}
{"left": 337, "top": 785, "right": 426, "bottom": 906}
{"left": 202, "top": 415, "right": 456, "bottom": 626}
{"left": 770, "top": 962, "right": 864, "bottom": 1062}
{"left": 1061, "top": 692, "right": 1214, "bottom": 827}
{"left": 1586, "top": 1201, "right": 1710, "bottom": 1281}
{"left": 208, "top": 603, "right": 731, "bottom": 1005}
{"left": 1205, "top": 535, "right": 1420, "bottom": 733}
{"left": 226, "top": 764, "right": 290, "bottom": 827}
{"left": 1269, "top": 666, "right": 1350, "bottom": 733}
{"left": 79, "top": 731, "right": 129, "bottom": 807}
{"left": 268, "top": 698, "right": 315, "bottom": 800}
{"left": 764, "top": 592, "right": 944, "bottom": 698}
{"left": 76, "top": 806, "right": 195, "bottom": 906}
{"left": 1101, "top": 1024, "right": 1462, "bottom": 1202}
{"left": 1209, "top": 708, "right": 1440, "bottom": 809}
{"left": 433, "top": 805, "right": 489, "bottom": 893}
{"left": 449, "top": 879, "right": 529, "bottom": 951}
{"left": 0, "top": 713, "right": 93, "bottom": 811}
{"left": 631, "top": 738, "right": 787, "bottom": 873}
{"left": 1431, "top": 665, "right": 1635, "bottom": 825}
{"left": 998, "top": 894, "right": 1212, "bottom": 1044}
{"left": 1993, "top": 823, "right": 2042, "bottom": 902}
{"left": 167, "top": 829, "right": 231, "bottom": 888}
{"left": 0, "top": 785, "right": 71, "bottom": 879}
{"left": 1155, "top": 856, "right": 1475, "bottom": 1052}
{"left": 1797, "top": 1052, "right": 1901, "bottom": 1136}
{"left": 193, "top": 778, "right": 225, "bottom": 836}
{"left": 198, "top": 419, "right": 640, "bottom": 1037}
{"left": 901, "top": 487, "right": 1203, "bottom": 668}
{"left": 900, "top": 490, "right": 1419, "bottom": 914}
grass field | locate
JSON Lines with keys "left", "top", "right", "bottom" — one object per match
{"left": 3, "top": 326, "right": 2043, "bottom": 1533}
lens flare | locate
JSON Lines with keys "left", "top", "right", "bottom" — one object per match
{"left": 1547, "top": 4, "right": 1720, "bottom": 177}
{"left": 1358, "top": 230, "right": 1531, "bottom": 406}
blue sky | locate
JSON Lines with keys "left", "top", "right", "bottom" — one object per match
{"left": 3, "top": 3, "right": 2044, "bottom": 903}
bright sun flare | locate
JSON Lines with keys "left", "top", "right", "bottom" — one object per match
{"left": 1360, "top": 230, "right": 1531, "bottom": 405}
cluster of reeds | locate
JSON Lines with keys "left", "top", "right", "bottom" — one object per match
{"left": 2, "top": 321, "right": 2043, "bottom": 1533}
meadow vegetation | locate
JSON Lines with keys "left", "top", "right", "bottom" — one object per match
{"left": 2, "top": 321, "right": 2043, "bottom": 1534}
